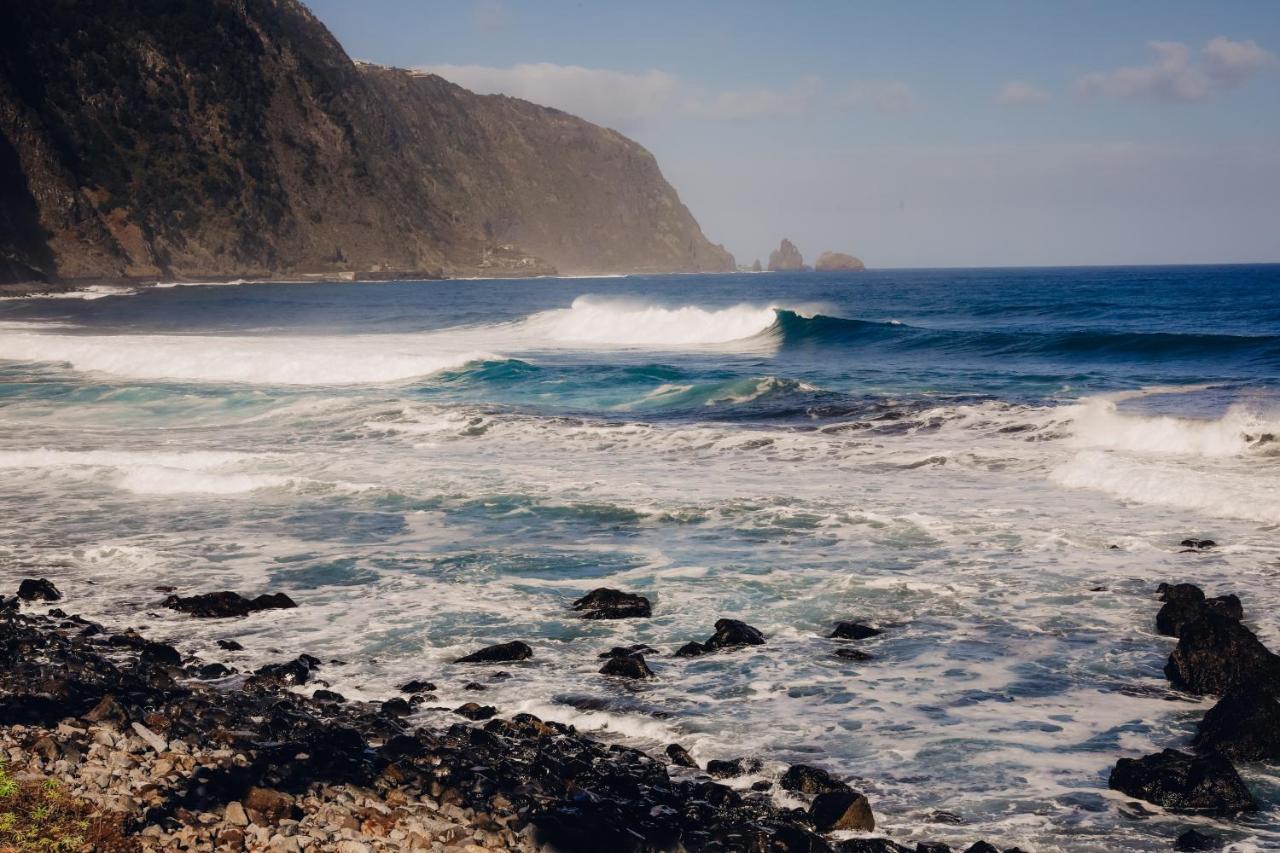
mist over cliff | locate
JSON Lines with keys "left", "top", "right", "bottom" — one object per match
{"left": 0, "top": 0, "right": 734, "bottom": 285}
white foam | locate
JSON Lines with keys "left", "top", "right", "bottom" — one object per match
{"left": 0, "top": 448, "right": 291, "bottom": 495}
{"left": 519, "top": 295, "right": 777, "bottom": 346}
{"left": 0, "top": 326, "right": 497, "bottom": 385}
{"left": 1064, "top": 396, "right": 1280, "bottom": 457}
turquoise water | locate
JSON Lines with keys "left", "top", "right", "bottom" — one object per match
{"left": 1, "top": 267, "right": 1278, "bottom": 850}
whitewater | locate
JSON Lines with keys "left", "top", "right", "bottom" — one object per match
{"left": 1, "top": 266, "right": 1278, "bottom": 851}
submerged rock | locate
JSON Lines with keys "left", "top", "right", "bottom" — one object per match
{"left": 1179, "top": 538, "right": 1217, "bottom": 550}
{"left": 1164, "top": 609, "right": 1280, "bottom": 695}
{"left": 455, "top": 640, "right": 532, "bottom": 663}
{"left": 572, "top": 587, "right": 652, "bottom": 619}
{"left": 163, "top": 591, "right": 297, "bottom": 618}
{"left": 600, "top": 653, "right": 655, "bottom": 680}
{"left": 17, "top": 578, "right": 61, "bottom": 601}
{"left": 1108, "top": 748, "right": 1256, "bottom": 815}
{"left": 217, "top": 639, "right": 244, "bottom": 651}
{"left": 705, "top": 618, "right": 766, "bottom": 650}
{"left": 1194, "top": 686, "right": 1280, "bottom": 761}
{"left": 829, "top": 621, "right": 882, "bottom": 640}
{"left": 674, "top": 641, "right": 708, "bottom": 658}
{"left": 835, "top": 648, "right": 874, "bottom": 661}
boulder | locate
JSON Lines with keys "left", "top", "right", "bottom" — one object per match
{"left": 1175, "top": 828, "right": 1222, "bottom": 851}
{"left": 814, "top": 251, "right": 865, "bottom": 272}
{"left": 382, "top": 698, "right": 411, "bottom": 717}
{"left": 163, "top": 591, "right": 297, "bottom": 618}
{"left": 254, "top": 654, "right": 320, "bottom": 685}
{"left": 1154, "top": 584, "right": 1242, "bottom": 637}
{"left": 705, "top": 757, "right": 760, "bottom": 779}
{"left": 1164, "top": 610, "right": 1280, "bottom": 695}
{"left": 312, "top": 689, "right": 345, "bottom": 703}
{"left": 572, "top": 588, "right": 652, "bottom": 619}
{"left": 665, "top": 743, "right": 698, "bottom": 768}
{"left": 705, "top": 618, "right": 766, "bottom": 650}
{"left": 830, "top": 621, "right": 882, "bottom": 640}
{"left": 455, "top": 641, "right": 532, "bottom": 664}
{"left": 836, "top": 841, "right": 911, "bottom": 853}
{"left": 781, "top": 763, "right": 850, "bottom": 795}
{"left": 809, "top": 789, "right": 875, "bottom": 831}
{"left": 82, "top": 694, "right": 129, "bottom": 725}
{"left": 399, "top": 679, "right": 437, "bottom": 693}
{"left": 17, "top": 578, "right": 61, "bottom": 601}
{"left": 767, "top": 238, "right": 805, "bottom": 272}
{"left": 600, "top": 653, "right": 655, "bottom": 680}
{"left": 217, "top": 639, "right": 244, "bottom": 651}
{"left": 1107, "top": 749, "right": 1256, "bottom": 815}
{"left": 1193, "top": 686, "right": 1280, "bottom": 761}
{"left": 454, "top": 702, "right": 497, "bottom": 721}
{"left": 674, "top": 641, "right": 708, "bottom": 658}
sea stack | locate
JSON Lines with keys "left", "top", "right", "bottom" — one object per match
{"left": 767, "top": 239, "right": 805, "bottom": 271}
{"left": 814, "top": 251, "right": 865, "bottom": 271}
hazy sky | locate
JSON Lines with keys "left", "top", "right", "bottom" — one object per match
{"left": 308, "top": 0, "right": 1280, "bottom": 268}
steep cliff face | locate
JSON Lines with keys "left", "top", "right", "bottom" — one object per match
{"left": 767, "top": 239, "right": 805, "bottom": 272}
{"left": 0, "top": 0, "right": 732, "bottom": 284}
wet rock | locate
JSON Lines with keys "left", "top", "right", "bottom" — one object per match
{"left": 836, "top": 841, "right": 912, "bottom": 853}
{"left": 809, "top": 788, "right": 875, "bottom": 831}
{"left": 1164, "top": 609, "right": 1280, "bottom": 696}
{"left": 398, "top": 679, "right": 437, "bottom": 693}
{"left": 914, "top": 844, "right": 952, "bottom": 853}
{"left": 1155, "top": 584, "right": 1243, "bottom": 637}
{"left": 198, "top": 662, "right": 232, "bottom": 679}
{"left": 254, "top": 654, "right": 321, "bottom": 685}
{"left": 139, "top": 639, "right": 182, "bottom": 666}
{"left": 17, "top": 578, "right": 61, "bottom": 601}
{"left": 1180, "top": 539, "right": 1216, "bottom": 550}
{"left": 706, "top": 757, "right": 761, "bottom": 779}
{"left": 962, "top": 845, "right": 999, "bottom": 853}
{"left": 572, "top": 587, "right": 652, "bottom": 619}
{"left": 600, "top": 653, "right": 655, "bottom": 680}
{"left": 217, "top": 639, "right": 244, "bottom": 651}
{"left": 463, "top": 680, "right": 487, "bottom": 691}
{"left": 313, "top": 689, "right": 345, "bottom": 703}
{"left": 455, "top": 640, "right": 532, "bottom": 664}
{"left": 381, "top": 697, "right": 411, "bottom": 717}
{"left": 781, "top": 763, "right": 850, "bottom": 795}
{"left": 598, "top": 644, "right": 657, "bottom": 659}
{"left": 665, "top": 743, "right": 698, "bottom": 768}
{"left": 1108, "top": 748, "right": 1256, "bottom": 815}
{"left": 163, "top": 590, "right": 297, "bottom": 618}
{"left": 674, "top": 641, "right": 708, "bottom": 658}
{"left": 1175, "top": 828, "right": 1222, "bottom": 851}
{"left": 81, "top": 695, "right": 129, "bottom": 725}
{"left": 704, "top": 618, "right": 766, "bottom": 651}
{"left": 454, "top": 703, "right": 497, "bottom": 720}
{"left": 751, "top": 780, "right": 773, "bottom": 792}
{"left": 1193, "top": 686, "right": 1280, "bottom": 761}
{"left": 835, "top": 648, "right": 874, "bottom": 661}
{"left": 829, "top": 621, "right": 882, "bottom": 640}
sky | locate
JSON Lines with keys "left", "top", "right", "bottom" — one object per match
{"left": 307, "top": 0, "right": 1280, "bottom": 268}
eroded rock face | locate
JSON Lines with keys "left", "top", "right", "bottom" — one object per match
{"left": 1194, "top": 687, "right": 1280, "bottom": 761}
{"left": 809, "top": 789, "right": 875, "bottom": 831}
{"left": 163, "top": 591, "right": 297, "bottom": 618}
{"left": 767, "top": 239, "right": 805, "bottom": 272}
{"left": 814, "top": 251, "right": 865, "bottom": 271}
{"left": 572, "top": 588, "right": 652, "bottom": 620}
{"left": 1164, "top": 609, "right": 1280, "bottom": 696}
{"left": 1108, "top": 749, "right": 1256, "bottom": 815}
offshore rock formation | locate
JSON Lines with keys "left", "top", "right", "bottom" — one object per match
{"left": 814, "top": 251, "right": 866, "bottom": 271}
{"left": 767, "top": 238, "right": 805, "bottom": 271}
{"left": 0, "top": 0, "right": 733, "bottom": 286}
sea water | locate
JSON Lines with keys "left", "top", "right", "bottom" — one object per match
{"left": 1, "top": 266, "right": 1278, "bottom": 851}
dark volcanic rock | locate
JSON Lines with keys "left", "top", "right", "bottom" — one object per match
{"left": 217, "top": 639, "right": 245, "bottom": 651}
{"left": 781, "top": 764, "right": 851, "bottom": 795}
{"left": 163, "top": 591, "right": 297, "bottom": 618}
{"left": 1194, "top": 686, "right": 1280, "bottom": 761}
{"left": 254, "top": 654, "right": 320, "bottom": 685}
{"left": 455, "top": 641, "right": 532, "bottom": 664}
{"left": 572, "top": 587, "right": 652, "bottom": 619}
{"left": 809, "top": 788, "right": 875, "bottom": 831}
{"left": 600, "top": 653, "right": 655, "bottom": 680}
{"left": 17, "top": 578, "right": 61, "bottom": 601}
{"left": 835, "top": 648, "right": 874, "bottom": 661}
{"left": 454, "top": 702, "right": 497, "bottom": 721}
{"left": 1164, "top": 609, "right": 1280, "bottom": 696}
{"left": 398, "top": 679, "right": 437, "bottom": 693}
{"left": 1155, "top": 584, "right": 1243, "bottom": 637}
{"left": 705, "top": 618, "right": 766, "bottom": 650}
{"left": 381, "top": 698, "right": 411, "bottom": 717}
{"left": 665, "top": 743, "right": 698, "bottom": 768}
{"left": 312, "top": 689, "right": 345, "bottom": 704}
{"left": 705, "top": 758, "right": 761, "bottom": 779}
{"left": 1175, "top": 828, "right": 1222, "bottom": 851}
{"left": 1108, "top": 749, "right": 1256, "bottom": 815}
{"left": 674, "top": 641, "right": 708, "bottom": 658}
{"left": 836, "top": 841, "right": 911, "bottom": 853}
{"left": 829, "top": 621, "right": 882, "bottom": 640}
{"left": 962, "top": 845, "right": 999, "bottom": 853}
{"left": 1180, "top": 539, "right": 1216, "bottom": 550}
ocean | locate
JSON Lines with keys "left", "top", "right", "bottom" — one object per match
{"left": 1, "top": 265, "right": 1278, "bottom": 851}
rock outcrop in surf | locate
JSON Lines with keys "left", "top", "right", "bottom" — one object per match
{"left": 814, "top": 251, "right": 866, "bottom": 271}
{"left": 767, "top": 239, "right": 806, "bottom": 271}
{"left": 0, "top": 0, "right": 734, "bottom": 286}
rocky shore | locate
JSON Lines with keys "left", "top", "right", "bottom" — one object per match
{"left": 0, "top": 582, "right": 1038, "bottom": 852}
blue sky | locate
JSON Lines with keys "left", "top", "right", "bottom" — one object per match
{"left": 309, "top": 1, "right": 1280, "bottom": 267}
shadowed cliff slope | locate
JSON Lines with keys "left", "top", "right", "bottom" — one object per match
{"left": 0, "top": 0, "right": 733, "bottom": 284}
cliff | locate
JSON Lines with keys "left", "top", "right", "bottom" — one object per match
{"left": 814, "top": 251, "right": 865, "bottom": 271}
{"left": 767, "top": 238, "right": 805, "bottom": 272}
{"left": 0, "top": 0, "right": 733, "bottom": 285}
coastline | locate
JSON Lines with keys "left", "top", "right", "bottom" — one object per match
{"left": 0, "top": 586, "right": 1019, "bottom": 852}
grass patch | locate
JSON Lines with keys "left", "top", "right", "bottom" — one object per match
{"left": 0, "top": 760, "right": 91, "bottom": 852}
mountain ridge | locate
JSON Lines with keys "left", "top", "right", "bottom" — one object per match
{"left": 0, "top": 0, "right": 734, "bottom": 286}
